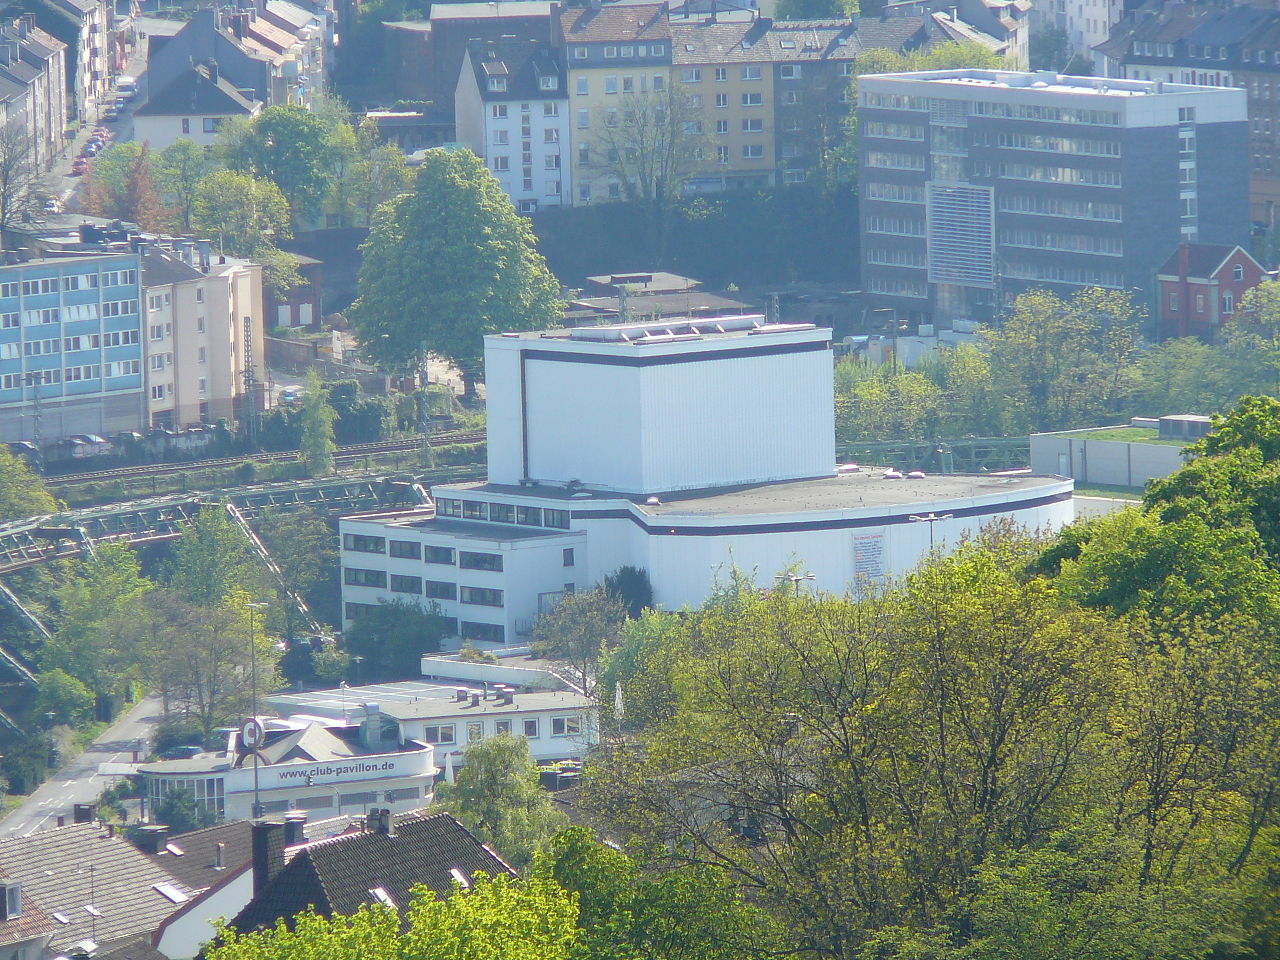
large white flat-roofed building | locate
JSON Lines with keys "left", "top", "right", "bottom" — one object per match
{"left": 339, "top": 316, "right": 1074, "bottom": 645}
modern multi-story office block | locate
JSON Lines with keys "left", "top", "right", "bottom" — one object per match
{"left": 0, "top": 253, "right": 145, "bottom": 445}
{"left": 456, "top": 39, "right": 571, "bottom": 214}
{"left": 858, "top": 69, "right": 1249, "bottom": 327}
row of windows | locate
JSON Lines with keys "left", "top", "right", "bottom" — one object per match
{"left": 865, "top": 246, "right": 925, "bottom": 267}
{"left": 866, "top": 276, "right": 929, "bottom": 298}
{"left": 999, "top": 229, "right": 1122, "bottom": 256}
{"left": 987, "top": 132, "right": 1121, "bottom": 157}
{"left": 0, "top": 270, "right": 136, "bottom": 298}
{"left": 1003, "top": 261, "right": 1123, "bottom": 287}
{"left": 343, "top": 539, "right": 505, "bottom": 572}
{"left": 970, "top": 100, "right": 1120, "bottom": 126}
{"left": 434, "top": 499, "right": 572, "bottom": 530}
{"left": 999, "top": 163, "right": 1121, "bottom": 187}
{"left": 421, "top": 714, "right": 582, "bottom": 745}
{"left": 572, "top": 42, "right": 666, "bottom": 60}
{"left": 864, "top": 181, "right": 925, "bottom": 203}
{"left": 864, "top": 214, "right": 925, "bottom": 236}
{"left": 382, "top": 572, "right": 508, "bottom": 607}
{"left": 997, "top": 193, "right": 1121, "bottom": 221}
{"left": 862, "top": 120, "right": 925, "bottom": 141}
{"left": 1, "top": 360, "right": 138, "bottom": 389}
{"left": 865, "top": 151, "right": 925, "bottom": 171}
{"left": 681, "top": 66, "right": 765, "bottom": 83}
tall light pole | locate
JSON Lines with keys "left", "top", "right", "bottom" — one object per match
{"left": 909, "top": 512, "right": 953, "bottom": 549}
{"left": 247, "top": 600, "right": 268, "bottom": 818}
{"left": 774, "top": 572, "right": 815, "bottom": 595}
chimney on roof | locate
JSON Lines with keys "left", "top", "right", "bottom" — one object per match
{"left": 361, "top": 702, "right": 382, "bottom": 749}
{"left": 367, "top": 808, "right": 396, "bottom": 836}
{"left": 251, "top": 820, "right": 287, "bottom": 895}
{"left": 284, "top": 811, "right": 307, "bottom": 847}
{"left": 1178, "top": 241, "right": 1190, "bottom": 275}
{"left": 135, "top": 824, "right": 169, "bottom": 854}
{"left": 471, "top": 692, "right": 481, "bottom": 707}
{"left": 455, "top": 687, "right": 467, "bottom": 702}
{"left": 197, "top": 239, "right": 211, "bottom": 271}
{"left": 214, "top": 842, "right": 226, "bottom": 870}
{"left": 206, "top": 57, "right": 220, "bottom": 84}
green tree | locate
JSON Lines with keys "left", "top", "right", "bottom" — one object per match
{"left": 352, "top": 119, "right": 412, "bottom": 225}
{"left": 33, "top": 668, "right": 94, "bottom": 726}
{"left": 257, "top": 505, "right": 339, "bottom": 629}
{"left": 226, "top": 104, "right": 336, "bottom": 225}
{"left": 157, "top": 138, "right": 215, "bottom": 231}
{"left": 125, "top": 144, "right": 165, "bottom": 231}
{"left": 344, "top": 599, "right": 449, "bottom": 679}
{"left": 531, "top": 587, "right": 626, "bottom": 694}
{"left": 545, "top": 827, "right": 786, "bottom": 960}
{"left": 163, "top": 504, "right": 260, "bottom": 607}
{"left": 84, "top": 141, "right": 144, "bottom": 219}
{"left": 191, "top": 169, "right": 299, "bottom": 295}
{"left": 437, "top": 734, "right": 568, "bottom": 868}
{"left": 153, "top": 785, "right": 217, "bottom": 834}
{"left": 350, "top": 149, "right": 561, "bottom": 395}
{"left": 207, "top": 874, "right": 579, "bottom": 960}
{"left": 777, "top": 0, "right": 855, "bottom": 17}
{"left": 298, "top": 370, "right": 337, "bottom": 477}
{"left": 602, "top": 565, "right": 654, "bottom": 619}
{"left": 983, "top": 286, "right": 1141, "bottom": 432}
{"left": 0, "top": 446, "right": 55, "bottom": 520}
{"left": 42, "top": 542, "right": 151, "bottom": 711}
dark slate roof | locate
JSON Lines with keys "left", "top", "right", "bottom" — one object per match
{"left": 141, "top": 250, "right": 203, "bottom": 287}
{"left": 559, "top": 3, "right": 670, "bottom": 43}
{"left": 230, "top": 813, "right": 515, "bottom": 933}
{"left": 138, "top": 821, "right": 253, "bottom": 893}
{"left": 134, "top": 64, "right": 258, "bottom": 118}
{"left": 467, "top": 39, "right": 566, "bottom": 102}
{"left": 96, "top": 934, "right": 171, "bottom": 960}
{"left": 0, "top": 823, "right": 196, "bottom": 954}
{"left": 1156, "top": 242, "right": 1254, "bottom": 279}
{"left": 1185, "top": 3, "right": 1269, "bottom": 49}
{"left": 670, "top": 15, "right": 935, "bottom": 63}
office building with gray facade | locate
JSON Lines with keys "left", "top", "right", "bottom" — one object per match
{"left": 857, "top": 69, "right": 1249, "bottom": 327}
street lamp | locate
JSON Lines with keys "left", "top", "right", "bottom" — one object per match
{"left": 909, "top": 512, "right": 954, "bottom": 549}
{"left": 247, "top": 601, "right": 269, "bottom": 818}
{"left": 774, "top": 572, "right": 815, "bottom": 595}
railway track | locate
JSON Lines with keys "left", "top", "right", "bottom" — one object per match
{"left": 44, "top": 432, "right": 486, "bottom": 486}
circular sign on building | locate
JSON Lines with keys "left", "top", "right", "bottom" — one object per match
{"left": 240, "top": 717, "right": 265, "bottom": 751}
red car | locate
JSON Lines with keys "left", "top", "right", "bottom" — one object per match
{"left": 71, "top": 157, "right": 88, "bottom": 175}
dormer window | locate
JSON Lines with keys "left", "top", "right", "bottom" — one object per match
{"left": 0, "top": 883, "right": 20, "bottom": 921}
{"left": 540, "top": 75, "right": 558, "bottom": 90}
{"left": 488, "top": 78, "right": 507, "bottom": 92}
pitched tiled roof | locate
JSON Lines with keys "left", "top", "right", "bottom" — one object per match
{"left": 467, "top": 39, "right": 566, "bottom": 102}
{"left": 670, "top": 15, "right": 934, "bottom": 63}
{"left": 560, "top": 3, "right": 670, "bottom": 43}
{"left": 1157, "top": 243, "right": 1255, "bottom": 279}
{"left": 0, "top": 823, "right": 196, "bottom": 954}
{"left": 0, "top": 892, "right": 57, "bottom": 948}
{"left": 134, "top": 65, "right": 258, "bottom": 118}
{"left": 230, "top": 813, "right": 515, "bottom": 933}
{"left": 96, "top": 934, "right": 171, "bottom": 960}
{"left": 138, "top": 821, "right": 252, "bottom": 893}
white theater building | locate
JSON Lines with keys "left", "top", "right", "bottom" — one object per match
{"left": 340, "top": 316, "right": 1074, "bottom": 645}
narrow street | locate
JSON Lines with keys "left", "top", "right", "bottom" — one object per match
{"left": 0, "top": 695, "right": 160, "bottom": 838}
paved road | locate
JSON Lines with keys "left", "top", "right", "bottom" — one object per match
{"left": 0, "top": 695, "right": 161, "bottom": 838}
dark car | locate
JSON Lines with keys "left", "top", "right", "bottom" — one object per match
{"left": 157, "top": 745, "right": 202, "bottom": 760}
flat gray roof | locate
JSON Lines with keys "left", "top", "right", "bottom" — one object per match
{"left": 404, "top": 517, "right": 572, "bottom": 540}
{"left": 270, "top": 680, "right": 462, "bottom": 717}
{"left": 379, "top": 690, "right": 590, "bottom": 721}
{"left": 437, "top": 471, "right": 1069, "bottom": 515}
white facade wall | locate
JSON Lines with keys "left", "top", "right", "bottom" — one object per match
{"left": 133, "top": 113, "right": 243, "bottom": 150}
{"left": 486, "top": 326, "right": 836, "bottom": 493}
{"left": 156, "top": 869, "right": 254, "bottom": 960}
{"left": 1030, "top": 432, "right": 1187, "bottom": 488}
{"left": 394, "top": 705, "right": 593, "bottom": 763}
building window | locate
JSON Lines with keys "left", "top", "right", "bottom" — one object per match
{"left": 780, "top": 64, "right": 801, "bottom": 79}
{"left": 563, "top": 548, "right": 575, "bottom": 567}
{"left": 460, "top": 586, "right": 504, "bottom": 607}
{"left": 425, "top": 580, "right": 457, "bottom": 600}
{"left": 1234, "top": 263, "right": 1245, "bottom": 281}
{"left": 783, "top": 90, "right": 801, "bottom": 105}
{"left": 492, "top": 104, "right": 508, "bottom": 119}
{"left": 516, "top": 505, "right": 543, "bottom": 526}
{"left": 389, "top": 539, "right": 421, "bottom": 560}
{"left": 459, "top": 551, "right": 503, "bottom": 572}
{"left": 574, "top": 46, "right": 587, "bottom": 59}
{"left": 467, "top": 722, "right": 484, "bottom": 742}
{"left": 741, "top": 66, "right": 761, "bottom": 80}
{"left": 715, "top": 119, "right": 728, "bottom": 134}
{"left": 343, "top": 567, "right": 387, "bottom": 588}
{"left": 715, "top": 67, "right": 727, "bottom": 81}
{"left": 545, "top": 509, "right": 570, "bottom": 529}
{"left": 182, "top": 118, "right": 190, "bottom": 134}
{"left": 488, "top": 78, "right": 508, "bottom": 92}
{"left": 743, "top": 144, "right": 764, "bottom": 158}
{"left": 742, "top": 118, "right": 762, "bottom": 132}
{"left": 540, "top": 75, "right": 558, "bottom": 91}
{"left": 345, "top": 601, "right": 377, "bottom": 620}
{"left": 575, "top": 77, "right": 588, "bottom": 96}
{"left": 605, "top": 75, "right": 618, "bottom": 94}
{"left": 203, "top": 118, "right": 222, "bottom": 133}
{"left": 343, "top": 533, "right": 385, "bottom": 553}
{"left": 604, "top": 45, "right": 617, "bottom": 58}
{"left": 390, "top": 574, "right": 422, "bottom": 594}
{"left": 1196, "top": 294, "right": 1206, "bottom": 311}
{"left": 742, "top": 92, "right": 763, "bottom": 106}
{"left": 1168, "top": 292, "right": 1178, "bottom": 310}
{"left": 495, "top": 719, "right": 512, "bottom": 736}
{"left": 653, "top": 74, "right": 665, "bottom": 91}
{"left": 423, "top": 724, "right": 456, "bottom": 745}
{"left": 0, "top": 883, "right": 22, "bottom": 921}
{"left": 715, "top": 93, "right": 728, "bottom": 108}
{"left": 551, "top": 715, "right": 581, "bottom": 736}
{"left": 462, "top": 621, "right": 505, "bottom": 643}
{"left": 681, "top": 68, "right": 701, "bottom": 82}
{"left": 579, "top": 183, "right": 592, "bottom": 201}
{"left": 1224, "top": 292, "right": 1235, "bottom": 313}
{"left": 523, "top": 718, "right": 539, "bottom": 738}
{"left": 577, "top": 108, "right": 589, "bottom": 128}
{"left": 493, "top": 129, "right": 509, "bottom": 145}
{"left": 425, "top": 545, "right": 456, "bottom": 564}
{"left": 716, "top": 145, "right": 729, "bottom": 164}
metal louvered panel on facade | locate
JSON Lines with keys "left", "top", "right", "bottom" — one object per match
{"left": 926, "top": 183, "right": 995, "bottom": 288}
{"left": 929, "top": 97, "right": 968, "bottom": 125}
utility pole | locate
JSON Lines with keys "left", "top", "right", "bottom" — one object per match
{"left": 242, "top": 315, "right": 258, "bottom": 449}
{"left": 25, "top": 372, "right": 43, "bottom": 474}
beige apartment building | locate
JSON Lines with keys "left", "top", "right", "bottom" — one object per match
{"left": 559, "top": 2, "right": 672, "bottom": 205}
{"left": 141, "top": 244, "right": 265, "bottom": 429}
{"left": 670, "top": 20, "right": 777, "bottom": 191}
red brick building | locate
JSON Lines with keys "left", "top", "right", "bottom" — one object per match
{"left": 1156, "top": 242, "right": 1270, "bottom": 339}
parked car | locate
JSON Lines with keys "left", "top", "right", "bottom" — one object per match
{"left": 279, "top": 387, "right": 302, "bottom": 407}
{"left": 42, "top": 197, "right": 60, "bottom": 213}
{"left": 70, "top": 158, "right": 87, "bottom": 175}
{"left": 116, "top": 76, "right": 137, "bottom": 99}
{"left": 102, "top": 106, "right": 120, "bottom": 123}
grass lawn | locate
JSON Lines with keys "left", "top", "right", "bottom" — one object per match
{"left": 1062, "top": 427, "right": 1187, "bottom": 446}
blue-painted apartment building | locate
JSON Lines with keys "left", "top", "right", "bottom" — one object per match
{"left": 0, "top": 252, "right": 146, "bottom": 445}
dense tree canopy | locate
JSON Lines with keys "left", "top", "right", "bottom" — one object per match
{"left": 0, "top": 447, "right": 55, "bottom": 521}
{"left": 350, "top": 149, "right": 561, "bottom": 392}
